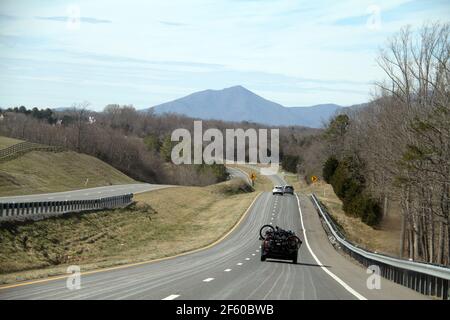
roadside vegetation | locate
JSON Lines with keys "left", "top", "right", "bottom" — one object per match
{"left": 284, "top": 23, "right": 449, "bottom": 266}
{"left": 0, "top": 178, "right": 257, "bottom": 284}
{"left": 0, "top": 105, "right": 317, "bottom": 188}
{"left": 315, "top": 23, "right": 449, "bottom": 265}
{"left": 286, "top": 175, "right": 401, "bottom": 257}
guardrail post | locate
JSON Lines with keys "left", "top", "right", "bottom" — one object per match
{"left": 443, "top": 280, "right": 448, "bottom": 300}
{"left": 430, "top": 276, "right": 435, "bottom": 296}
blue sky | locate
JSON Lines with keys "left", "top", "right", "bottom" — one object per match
{"left": 0, "top": 0, "right": 449, "bottom": 110}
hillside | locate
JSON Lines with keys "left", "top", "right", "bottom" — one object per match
{"left": 0, "top": 143, "right": 135, "bottom": 196}
{"left": 150, "top": 85, "right": 342, "bottom": 128}
{"left": 0, "top": 136, "right": 23, "bottom": 149}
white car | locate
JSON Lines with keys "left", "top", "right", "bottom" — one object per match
{"left": 272, "top": 186, "right": 284, "bottom": 195}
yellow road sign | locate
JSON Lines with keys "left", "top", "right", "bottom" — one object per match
{"left": 311, "top": 175, "right": 318, "bottom": 183}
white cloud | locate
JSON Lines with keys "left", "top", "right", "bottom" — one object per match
{"left": 0, "top": 0, "right": 448, "bottom": 108}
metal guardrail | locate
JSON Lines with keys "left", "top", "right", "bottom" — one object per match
{"left": 0, "top": 142, "right": 64, "bottom": 162}
{"left": 310, "top": 193, "right": 450, "bottom": 299}
{"left": 0, "top": 194, "right": 133, "bottom": 222}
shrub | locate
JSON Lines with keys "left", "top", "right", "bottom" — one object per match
{"left": 322, "top": 156, "right": 339, "bottom": 183}
{"left": 324, "top": 157, "right": 382, "bottom": 226}
{"left": 281, "top": 154, "right": 301, "bottom": 173}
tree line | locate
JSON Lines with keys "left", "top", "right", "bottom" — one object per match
{"left": 322, "top": 23, "right": 449, "bottom": 265}
{"left": 0, "top": 103, "right": 318, "bottom": 187}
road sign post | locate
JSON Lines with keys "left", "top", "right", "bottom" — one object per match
{"left": 250, "top": 173, "right": 256, "bottom": 186}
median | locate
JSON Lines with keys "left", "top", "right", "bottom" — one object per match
{"left": 0, "top": 177, "right": 258, "bottom": 285}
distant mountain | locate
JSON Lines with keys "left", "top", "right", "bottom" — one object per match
{"left": 149, "top": 85, "right": 344, "bottom": 128}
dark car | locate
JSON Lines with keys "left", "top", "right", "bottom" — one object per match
{"left": 283, "top": 185, "right": 294, "bottom": 195}
{"left": 259, "top": 225, "right": 302, "bottom": 264}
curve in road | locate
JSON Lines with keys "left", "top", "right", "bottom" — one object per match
{"left": 0, "top": 174, "right": 426, "bottom": 300}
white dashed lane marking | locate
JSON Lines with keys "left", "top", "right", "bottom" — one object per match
{"left": 237, "top": 263, "right": 243, "bottom": 266}
{"left": 162, "top": 294, "right": 180, "bottom": 300}
{"left": 203, "top": 278, "right": 214, "bottom": 282}
{"left": 224, "top": 269, "right": 232, "bottom": 272}
{"left": 245, "top": 258, "right": 250, "bottom": 261}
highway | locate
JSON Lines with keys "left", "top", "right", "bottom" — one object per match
{"left": 226, "top": 167, "right": 252, "bottom": 185}
{"left": 0, "top": 173, "right": 426, "bottom": 300}
{"left": 0, "top": 184, "right": 171, "bottom": 203}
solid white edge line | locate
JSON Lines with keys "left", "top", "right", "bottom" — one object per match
{"left": 295, "top": 193, "right": 367, "bottom": 300}
{"left": 162, "top": 294, "right": 180, "bottom": 300}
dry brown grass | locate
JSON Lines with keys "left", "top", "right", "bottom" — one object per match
{"left": 0, "top": 179, "right": 257, "bottom": 284}
{"left": 0, "top": 136, "right": 23, "bottom": 149}
{"left": 286, "top": 175, "right": 401, "bottom": 257}
{"left": 0, "top": 151, "right": 135, "bottom": 196}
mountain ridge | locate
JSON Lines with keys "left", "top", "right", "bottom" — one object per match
{"left": 148, "top": 86, "right": 347, "bottom": 128}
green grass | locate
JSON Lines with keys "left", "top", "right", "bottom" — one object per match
{"left": 0, "top": 178, "right": 257, "bottom": 284}
{"left": 0, "top": 136, "right": 23, "bottom": 149}
{"left": 0, "top": 150, "right": 135, "bottom": 196}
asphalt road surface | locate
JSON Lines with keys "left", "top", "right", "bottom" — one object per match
{"left": 226, "top": 167, "right": 251, "bottom": 185}
{"left": 0, "top": 173, "right": 426, "bottom": 300}
{"left": 0, "top": 184, "right": 171, "bottom": 203}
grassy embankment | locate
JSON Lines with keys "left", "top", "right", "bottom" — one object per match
{"left": 0, "top": 138, "right": 135, "bottom": 197}
{"left": 0, "top": 136, "right": 23, "bottom": 149}
{"left": 284, "top": 175, "right": 401, "bottom": 257}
